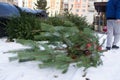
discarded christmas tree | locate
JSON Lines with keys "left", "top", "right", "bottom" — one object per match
{"left": 7, "top": 14, "right": 104, "bottom": 73}
{"left": 35, "top": 0, "right": 48, "bottom": 10}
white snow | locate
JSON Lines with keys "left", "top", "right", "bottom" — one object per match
{"left": 0, "top": 34, "right": 120, "bottom": 80}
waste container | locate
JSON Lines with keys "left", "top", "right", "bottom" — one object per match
{"left": 93, "top": 2, "right": 107, "bottom": 33}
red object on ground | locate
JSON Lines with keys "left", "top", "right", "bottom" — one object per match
{"left": 103, "top": 26, "right": 107, "bottom": 32}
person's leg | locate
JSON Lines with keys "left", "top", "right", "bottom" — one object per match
{"left": 106, "top": 20, "right": 114, "bottom": 48}
{"left": 113, "top": 21, "right": 120, "bottom": 46}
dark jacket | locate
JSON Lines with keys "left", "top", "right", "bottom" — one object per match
{"left": 106, "top": 0, "right": 120, "bottom": 20}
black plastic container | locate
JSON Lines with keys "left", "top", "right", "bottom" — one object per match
{"left": 94, "top": 2, "right": 107, "bottom": 13}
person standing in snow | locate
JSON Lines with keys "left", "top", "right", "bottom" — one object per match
{"left": 106, "top": 0, "right": 120, "bottom": 50}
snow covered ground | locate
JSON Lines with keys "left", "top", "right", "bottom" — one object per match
{"left": 0, "top": 34, "right": 120, "bottom": 80}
